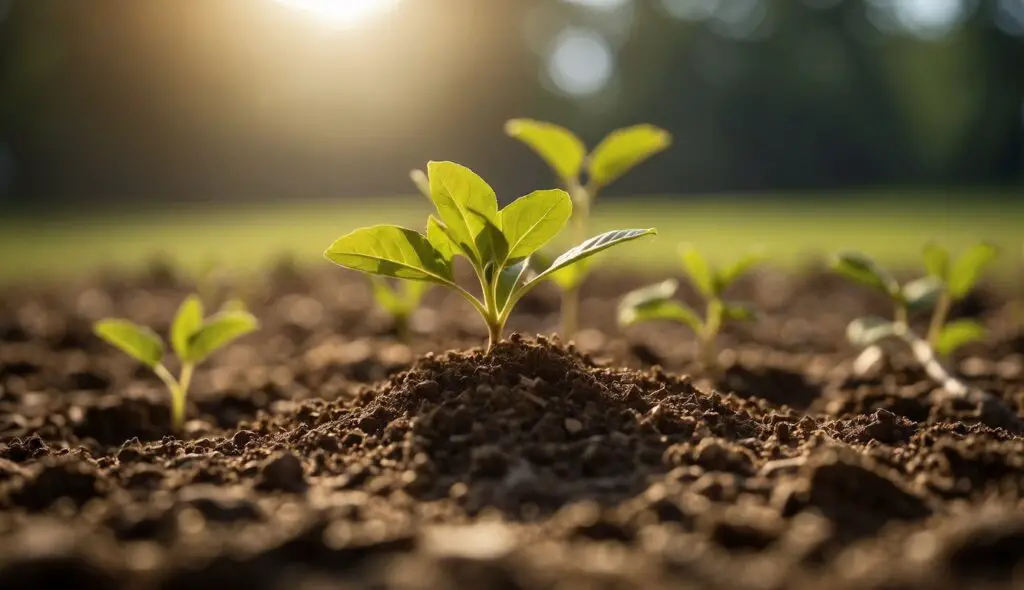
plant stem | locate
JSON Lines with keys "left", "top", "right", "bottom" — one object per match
{"left": 927, "top": 290, "right": 951, "bottom": 349}
{"left": 485, "top": 319, "right": 502, "bottom": 352}
{"left": 154, "top": 363, "right": 186, "bottom": 432}
{"left": 700, "top": 299, "right": 723, "bottom": 371}
{"left": 561, "top": 182, "right": 590, "bottom": 340}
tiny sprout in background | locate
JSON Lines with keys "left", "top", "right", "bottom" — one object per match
{"left": 365, "top": 168, "right": 436, "bottom": 340}
{"left": 831, "top": 247, "right": 997, "bottom": 398}
{"left": 618, "top": 244, "right": 762, "bottom": 371}
{"left": 93, "top": 296, "right": 259, "bottom": 431}
{"left": 324, "top": 161, "right": 656, "bottom": 350}
{"left": 506, "top": 119, "right": 671, "bottom": 338}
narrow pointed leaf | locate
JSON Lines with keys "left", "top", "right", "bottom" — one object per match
{"left": 679, "top": 243, "right": 716, "bottom": 298}
{"left": 948, "top": 242, "right": 997, "bottom": 299}
{"left": 94, "top": 319, "right": 164, "bottom": 368}
{"left": 717, "top": 252, "right": 763, "bottom": 291}
{"left": 846, "top": 317, "right": 899, "bottom": 348}
{"left": 619, "top": 279, "right": 680, "bottom": 308}
{"left": 934, "top": 319, "right": 986, "bottom": 357}
{"left": 722, "top": 302, "right": 758, "bottom": 323}
{"left": 531, "top": 253, "right": 593, "bottom": 292}
{"left": 324, "top": 225, "right": 454, "bottom": 285}
{"left": 499, "top": 189, "right": 573, "bottom": 260}
{"left": 186, "top": 311, "right": 259, "bottom": 364}
{"left": 587, "top": 124, "right": 672, "bottom": 190}
{"left": 496, "top": 257, "right": 533, "bottom": 314}
{"left": 427, "top": 161, "right": 499, "bottom": 258}
{"left": 831, "top": 251, "right": 901, "bottom": 298}
{"left": 528, "top": 228, "right": 657, "bottom": 286}
{"left": 922, "top": 242, "right": 949, "bottom": 280}
{"left": 409, "top": 169, "right": 430, "bottom": 199}
{"left": 171, "top": 295, "right": 204, "bottom": 360}
{"left": 425, "top": 216, "right": 457, "bottom": 263}
{"left": 901, "top": 276, "right": 942, "bottom": 311}
{"left": 505, "top": 119, "right": 586, "bottom": 185}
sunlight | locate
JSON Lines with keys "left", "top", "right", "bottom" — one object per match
{"left": 275, "top": 0, "right": 401, "bottom": 28}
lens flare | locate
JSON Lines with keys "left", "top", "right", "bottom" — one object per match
{"left": 275, "top": 0, "right": 400, "bottom": 28}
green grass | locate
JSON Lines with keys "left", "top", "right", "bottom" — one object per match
{"left": 2, "top": 193, "right": 1021, "bottom": 283}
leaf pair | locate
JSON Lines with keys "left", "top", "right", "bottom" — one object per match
{"left": 94, "top": 296, "right": 259, "bottom": 368}
{"left": 505, "top": 119, "right": 672, "bottom": 195}
{"left": 832, "top": 251, "right": 940, "bottom": 312}
{"left": 922, "top": 242, "right": 998, "bottom": 300}
{"left": 370, "top": 277, "right": 430, "bottom": 321}
{"left": 618, "top": 246, "right": 760, "bottom": 338}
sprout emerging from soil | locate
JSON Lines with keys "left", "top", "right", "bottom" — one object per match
{"left": 93, "top": 296, "right": 259, "bottom": 431}
{"left": 505, "top": 119, "right": 671, "bottom": 338}
{"left": 831, "top": 248, "right": 996, "bottom": 397}
{"left": 324, "top": 161, "right": 656, "bottom": 351}
{"left": 618, "top": 244, "right": 762, "bottom": 371}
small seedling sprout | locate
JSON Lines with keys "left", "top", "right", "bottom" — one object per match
{"left": 506, "top": 119, "right": 671, "bottom": 337}
{"left": 324, "top": 161, "right": 656, "bottom": 350}
{"left": 93, "top": 296, "right": 259, "bottom": 431}
{"left": 831, "top": 247, "right": 996, "bottom": 397}
{"left": 618, "top": 244, "right": 761, "bottom": 371}
{"left": 365, "top": 169, "right": 436, "bottom": 339}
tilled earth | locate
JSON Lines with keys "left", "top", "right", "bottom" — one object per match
{"left": 1, "top": 260, "right": 1023, "bottom": 589}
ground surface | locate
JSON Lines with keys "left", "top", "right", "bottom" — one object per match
{"left": 1, "top": 261, "right": 1024, "bottom": 589}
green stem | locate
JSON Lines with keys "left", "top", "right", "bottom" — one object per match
{"left": 560, "top": 182, "right": 590, "bottom": 340}
{"left": 154, "top": 363, "right": 185, "bottom": 432}
{"left": 927, "top": 291, "right": 951, "bottom": 349}
{"left": 700, "top": 299, "right": 723, "bottom": 371}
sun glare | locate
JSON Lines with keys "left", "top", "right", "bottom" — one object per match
{"left": 276, "top": 0, "right": 401, "bottom": 28}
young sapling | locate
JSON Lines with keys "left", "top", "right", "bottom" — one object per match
{"left": 831, "top": 249, "right": 995, "bottom": 398}
{"left": 506, "top": 119, "right": 671, "bottom": 337}
{"left": 920, "top": 242, "right": 998, "bottom": 356}
{"left": 324, "top": 161, "right": 656, "bottom": 350}
{"left": 93, "top": 296, "right": 259, "bottom": 431}
{"left": 618, "top": 244, "right": 761, "bottom": 371}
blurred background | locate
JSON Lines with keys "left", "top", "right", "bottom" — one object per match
{"left": 0, "top": 0, "right": 1022, "bottom": 278}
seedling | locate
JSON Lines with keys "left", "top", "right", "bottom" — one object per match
{"left": 506, "top": 119, "right": 671, "bottom": 337}
{"left": 324, "top": 161, "right": 656, "bottom": 350}
{"left": 618, "top": 244, "right": 761, "bottom": 370}
{"left": 832, "top": 249, "right": 994, "bottom": 397}
{"left": 920, "top": 242, "right": 998, "bottom": 356}
{"left": 93, "top": 296, "right": 259, "bottom": 431}
{"left": 369, "top": 277, "right": 430, "bottom": 338}
{"left": 365, "top": 169, "right": 436, "bottom": 338}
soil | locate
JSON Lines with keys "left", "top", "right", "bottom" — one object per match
{"left": 2, "top": 258, "right": 1024, "bottom": 589}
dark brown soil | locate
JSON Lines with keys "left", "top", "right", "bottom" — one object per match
{"left": 2, "top": 260, "right": 1024, "bottom": 589}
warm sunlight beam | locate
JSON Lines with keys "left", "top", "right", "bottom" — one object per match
{"left": 275, "top": 0, "right": 401, "bottom": 28}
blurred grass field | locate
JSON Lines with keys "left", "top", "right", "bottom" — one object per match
{"left": 1, "top": 192, "right": 1021, "bottom": 283}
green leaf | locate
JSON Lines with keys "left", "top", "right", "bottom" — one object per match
{"left": 716, "top": 252, "right": 763, "bottom": 291}
{"left": 545, "top": 257, "right": 594, "bottom": 292}
{"left": 425, "top": 216, "right": 456, "bottom": 264}
{"left": 324, "top": 225, "right": 454, "bottom": 285}
{"left": 170, "top": 295, "right": 204, "bottom": 360}
{"left": 468, "top": 208, "right": 509, "bottom": 267}
{"left": 528, "top": 228, "right": 657, "bottom": 286}
{"left": 846, "top": 316, "right": 899, "bottom": 348}
{"left": 409, "top": 169, "right": 430, "bottom": 199}
{"left": 505, "top": 119, "right": 587, "bottom": 185}
{"left": 831, "top": 251, "right": 901, "bottom": 299}
{"left": 587, "top": 124, "right": 672, "bottom": 190}
{"left": 93, "top": 319, "right": 165, "bottom": 368}
{"left": 618, "top": 281, "right": 702, "bottom": 332}
{"left": 185, "top": 311, "right": 259, "bottom": 364}
{"left": 499, "top": 189, "right": 573, "bottom": 260}
{"left": 679, "top": 243, "right": 716, "bottom": 298}
{"left": 934, "top": 319, "right": 986, "bottom": 357}
{"left": 922, "top": 242, "right": 949, "bottom": 280}
{"left": 947, "top": 242, "right": 997, "bottom": 300}
{"left": 427, "top": 161, "right": 500, "bottom": 260}
{"left": 370, "top": 277, "right": 406, "bottom": 317}
{"left": 901, "top": 276, "right": 942, "bottom": 312}
{"left": 496, "top": 257, "right": 532, "bottom": 314}
{"left": 722, "top": 302, "right": 758, "bottom": 322}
